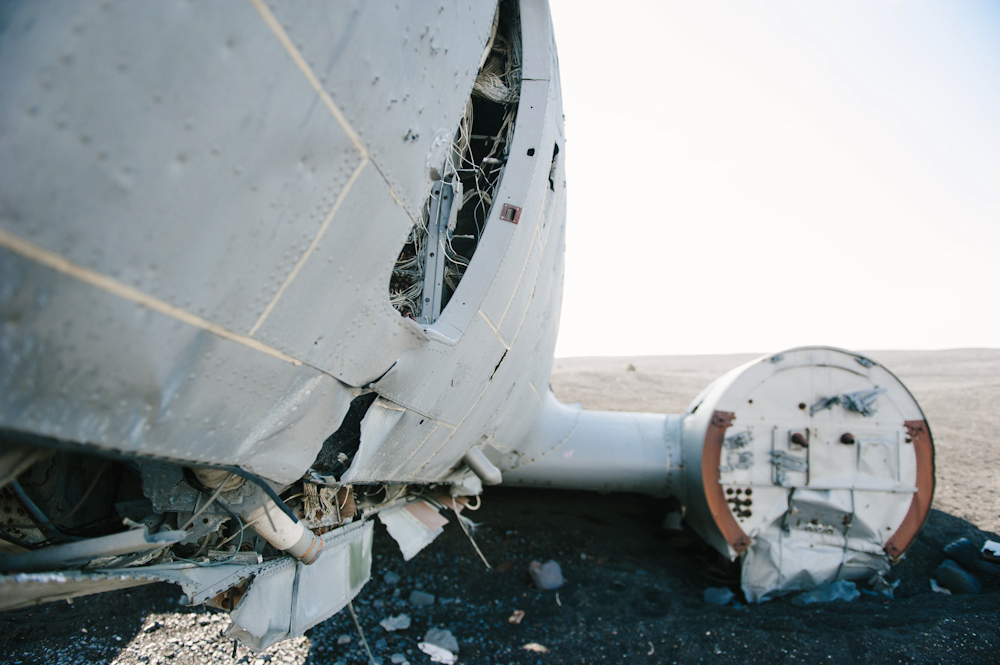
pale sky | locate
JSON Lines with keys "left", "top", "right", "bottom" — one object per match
{"left": 549, "top": 0, "right": 1000, "bottom": 357}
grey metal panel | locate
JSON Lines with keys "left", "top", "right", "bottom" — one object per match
{"left": 343, "top": 399, "right": 453, "bottom": 483}
{"left": 415, "top": 200, "right": 567, "bottom": 480}
{"left": 0, "top": 572, "right": 155, "bottom": 611}
{"left": 253, "top": 163, "right": 426, "bottom": 387}
{"left": 476, "top": 79, "right": 555, "bottom": 327}
{"left": 497, "top": 225, "right": 544, "bottom": 344}
{"left": 0, "top": 251, "right": 354, "bottom": 484}
{"left": 520, "top": 0, "right": 555, "bottom": 82}
{"left": 0, "top": 0, "right": 362, "bottom": 335}
{"left": 266, "top": 1, "right": 499, "bottom": 221}
{"left": 372, "top": 311, "right": 507, "bottom": 427}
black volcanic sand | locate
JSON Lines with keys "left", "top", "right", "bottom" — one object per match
{"left": 1, "top": 488, "right": 997, "bottom": 665}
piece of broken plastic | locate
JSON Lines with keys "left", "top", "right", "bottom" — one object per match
{"left": 867, "top": 572, "right": 899, "bottom": 600}
{"left": 703, "top": 587, "right": 735, "bottom": 606}
{"left": 790, "top": 580, "right": 860, "bottom": 607}
{"left": 418, "top": 642, "right": 456, "bottom": 665}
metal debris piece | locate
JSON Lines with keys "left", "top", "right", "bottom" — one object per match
{"left": 723, "top": 431, "right": 752, "bottom": 450}
{"left": 809, "top": 395, "right": 842, "bottom": 416}
{"left": 840, "top": 388, "right": 887, "bottom": 417}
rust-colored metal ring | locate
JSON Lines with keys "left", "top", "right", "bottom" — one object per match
{"left": 702, "top": 410, "right": 751, "bottom": 553}
{"left": 884, "top": 420, "right": 935, "bottom": 561}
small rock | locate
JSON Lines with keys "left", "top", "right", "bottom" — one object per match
{"left": 380, "top": 614, "right": 411, "bottom": 632}
{"left": 508, "top": 610, "right": 525, "bottom": 624}
{"left": 390, "top": 654, "right": 407, "bottom": 664}
{"left": 337, "top": 634, "right": 352, "bottom": 645}
{"left": 703, "top": 587, "right": 734, "bottom": 606}
{"left": 373, "top": 599, "right": 385, "bottom": 608}
{"left": 409, "top": 590, "right": 435, "bottom": 606}
{"left": 935, "top": 559, "right": 982, "bottom": 594}
{"left": 624, "top": 363, "right": 636, "bottom": 371}
{"left": 375, "top": 638, "right": 388, "bottom": 651}
{"left": 383, "top": 572, "right": 401, "bottom": 585}
{"left": 422, "top": 628, "right": 459, "bottom": 655}
{"left": 528, "top": 560, "right": 564, "bottom": 590}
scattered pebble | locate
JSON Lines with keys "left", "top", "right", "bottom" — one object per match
{"left": 383, "top": 572, "right": 401, "bottom": 585}
{"left": 508, "top": 610, "right": 525, "bottom": 624}
{"left": 703, "top": 587, "right": 734, "bottom": 606}
{"left": 409, "top": 590, "right": 436, "bottom": 606}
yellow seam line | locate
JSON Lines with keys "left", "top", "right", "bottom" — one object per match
{"left": 506, "top": 229, "right": 549, "bottom": 348}
{"left": 476, "top": 309, "right": 510, "bottom": 350}
{"left": 528, "top": 380, "right": 542, "bottom": 404}
{"left": 247, "top": 0, "right": 367, "bottom": 157}
{"left": 0, "top": 229, "right": 304, "bottom": 367}
{"left": 498, "top": 230, "right": 541, "bottom": 327}
{"left": 249, "top": 157, "right": 368, "bottom": 335}
{"left": 414, "top": 378, "right": 492, "bottom": 471}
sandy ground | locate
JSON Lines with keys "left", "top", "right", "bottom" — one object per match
{"left": 1, "top": 349, "right": 998, "bottom": 664}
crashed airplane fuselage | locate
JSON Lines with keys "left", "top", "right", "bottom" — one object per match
{"left": 0, "top": 0, "right": 933, "bottom": 651}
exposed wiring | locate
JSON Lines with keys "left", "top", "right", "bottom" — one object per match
{"left": 180, "top": 473, "right": 235, "bottom": 531}
{"left": 450, "top": 496, "right": 491, "bottom": 570}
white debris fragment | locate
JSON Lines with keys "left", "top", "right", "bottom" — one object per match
{"left": 930, "top": 578, "right": 952, "bottom": 595}
{"left": 418, "top": 642, "right": 456, "bottom": 664}
{"left": 379, "top": 614, "right": 411, "bottom": 632}
{"left": 528, "top": 560, "right": 564, "bottom": 590}
{"left": 523, "top": 642, "right": 549, "bottom": 653}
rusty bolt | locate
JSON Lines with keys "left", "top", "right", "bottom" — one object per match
{"left": 791, "top": 432, "right": 808, "bottom": 447}
{"left": 840, "top": 433, "right": 856, "bottom": 445}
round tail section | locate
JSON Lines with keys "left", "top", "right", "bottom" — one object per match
{"left": 680, "top": 347, "right": 933, "bottom": 601}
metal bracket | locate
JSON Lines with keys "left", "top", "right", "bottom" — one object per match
{"left": 420, "top": 181, "right": 454, "bottom": 324}
{"left": 499, "top": 203, "right": 521, "bottom": 224}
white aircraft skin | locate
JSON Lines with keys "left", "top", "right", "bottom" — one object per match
{"left": 0, "top": 0, "right": 932, "bottom": 650}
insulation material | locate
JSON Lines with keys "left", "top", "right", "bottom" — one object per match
{"left": 378, "top": 501, "right": 449, "bottom": 561}
{"left": 390, "top": 0, "right": 522, "bottom": 322}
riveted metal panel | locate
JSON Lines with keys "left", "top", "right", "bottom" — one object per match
{"left": 373, "top": 310, "right": 507, "bottom": 427}
{"left": 253, "top": 163, "right": 426, "bottom": 387}
{"left": 265, "top": 1, "right": 499, "bottom": 221}
{"left": 0, "top": 251, "right": 353, "bottom": 484}
{"left": 0, "top": 0, "right": 362, "bottom": 335}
